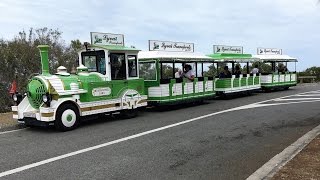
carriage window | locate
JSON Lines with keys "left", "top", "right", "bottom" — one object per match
{"left": 110, "top": 53, "right": 126, "bottom": 80}
{"left": 83, "top": 56, "right": 97, "bottom": 72}
{"left": 161, "top": 63, "right": 174, "bottom": 79}
{"left": 99, "top": 58, "right": 106, "bottom": 75}
{"left": 128, "top": 55, "right": 138, "bottom": 77}
{"left": 81, "top": 50, "right": 106, "bottom": 75}
{"left": 197, "top": 63, "right": 203, "bottom": 77}
{"left": 139, "top": 61, "right": 157, "bottom": 80}
{"left": 203, "top": 63, "right": 216, "bottom": 77}
{"left": 174, "top": 63, "right": 183, "bottom": 78}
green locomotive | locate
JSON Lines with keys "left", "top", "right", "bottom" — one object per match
{"left": 11, "top": 33, "right": 147, "bottom": 131}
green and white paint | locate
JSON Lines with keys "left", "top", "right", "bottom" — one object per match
{"left": 139, "top": 43, "right": 216, "bottom": 105}
{"left": 207, "top": 47, "right": 262, "bottom": 94}
{"left": 12, "top": 33, "right": 148, "bottom": 130}
{"left": 214, "top": 74, "right": 261, "bottom": 93}
{"left": 253, "top": 52, "right": 298, "bottom": 89}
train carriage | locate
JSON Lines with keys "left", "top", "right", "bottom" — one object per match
{"left": 138, "top": 40, "right": 216, "bottom": 105}
{"left": 11, "top": 33, "right": 148, "bottom": 131}
{"left": 253, "top": 48, "right": 297, "bottom": 90}
{"left": 207, "top": 45, "right": 261, "bottom": 95}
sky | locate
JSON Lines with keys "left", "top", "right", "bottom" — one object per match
{"left": 0, "top": 0, "right": 319, "bottom": 71}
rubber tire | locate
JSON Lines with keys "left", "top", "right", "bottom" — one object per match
{"left": 55, "top": 104, "right": 79, "bottom": 131}
{"left": 120, "top": 109, "right": 138, "bottom": 119}
{"left": 284, "top": 87, "right": 289, "bottom": 90}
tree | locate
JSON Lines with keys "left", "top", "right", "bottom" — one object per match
{"left": 203, "top": 64, "right": 217, "bottom": 77}
{"left": 299, "top": 66, "right": 320, "bottom": 82}
{"left": 162, "top": 64, "right": 173, "bottom": 79}
{"left": 139, "top": 62, "right": 157, "bottom": 80}
{"left": 0, "top": 27, "right": 82, "bottom": 112}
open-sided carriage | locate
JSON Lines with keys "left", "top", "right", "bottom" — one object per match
{"left": 138, "top": 40, "right": 216, "bottom": 105}
{"left": 207, "top": 45, "right": 261, "bottom": 96}
{"left": 253, "top": 48, "right": 297, "bottom": 90}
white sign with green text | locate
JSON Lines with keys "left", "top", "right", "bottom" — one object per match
{"left": 257, "top": 48, "right": 282, "bottom": 55}
{"left": 91, "top": 32, "right": 124, "bottom": 46}
{"left": 213, "top": 45, "right": 243, "bottom": 54}
{"left": 149, "top": 40, "right": 194, "bottom": 52}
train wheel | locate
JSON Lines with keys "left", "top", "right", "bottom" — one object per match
{"left": 55, "top": 104, "right": 79, "bottom": 131}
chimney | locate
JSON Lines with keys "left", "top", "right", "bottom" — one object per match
{"left": 37, "top": 45, "right": 50, "bottom": 75}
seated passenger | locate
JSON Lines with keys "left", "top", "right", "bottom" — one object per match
{"left": 251, "top": 64, "right": 259, "bottom": 74}
{"left": 175, "top": 69, "right": 182, "bottom": 78}
{"left": 234, "top": 65, "right": 241, "bottom": 78}
{"left": 278, "top": 64, "right": 285, "bottom": 74}
{"left": 219, "top": 66, "right": 232, "bottom": 78}
{"left": 284, "top": 66, "right": 289, "bottom": 72}
{"left": 181, "top": 64, "right": 195, "bottom": 82}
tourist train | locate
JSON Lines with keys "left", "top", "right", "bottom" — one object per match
{"left": 11, "top": 33, "right": 297, "bottom": 131}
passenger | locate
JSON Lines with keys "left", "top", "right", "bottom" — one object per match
{"left": 219, "top": 66, "right": 232, "bottom": 78}
{"left": 129, "top": 62, "right": 137, "bottom": 77}
{"left": 234, "top": 65, "right": 242, "bottom": 78}
{"left": 278, "top": 64, "right": 284, "bottom": 74}
{"left": 284, "top": 66, "right": 289, "bottom": 72}
{"left": 251, "top": 64, "right": 259, "bottom": 74}
{"left": 181, "top": 64, "right": 195, "bottom": 82}
{"left": 175, "top": 69, "right": 182, "bottom": 78}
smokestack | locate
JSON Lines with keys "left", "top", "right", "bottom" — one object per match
{"left": 37, "top": 45, "right": 50, "bottom": 75}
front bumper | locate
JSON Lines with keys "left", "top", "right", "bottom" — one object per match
{"left": 18, "top": 118, "right": 54, "bottom": 127}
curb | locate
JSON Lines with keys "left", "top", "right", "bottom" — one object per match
{"left": 247, "top": 123, "right": 320, "bottom": 180}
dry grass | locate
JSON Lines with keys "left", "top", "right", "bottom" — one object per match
{"left": 0, "top": 112, "right": 18, "bottom": 129}
{"left": 272, "top": 136, "right": 320, "bottom": 180}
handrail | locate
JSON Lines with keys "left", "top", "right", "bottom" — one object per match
{"left": 298, "top": 76, "right": 316, "bottom": 83}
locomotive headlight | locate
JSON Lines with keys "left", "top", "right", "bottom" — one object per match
{"left": 12, "top": 93, "right": 23, "bottom": 105}
{"left": 12, "top": 94, "right": 18, "bottom": 102}
{"left": 42, "top": 94, "right": 48, "bottom": 103}
{"left": 42, "top": 93, "right": 52, "bottom": 106}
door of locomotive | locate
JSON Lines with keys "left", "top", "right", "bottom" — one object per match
{"left": 80, "top": 50, "right": 113, "bottom": 101}
{"left": 109, "top": 52, "right": 129, "bottom": 98}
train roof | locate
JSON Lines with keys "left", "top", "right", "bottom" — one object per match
{"left": 206, "top": 53, "right": 259, "bottom": 63}
{"left": 252, "top": 55, "right": 298, "bottom": 62}
{"left": 80, "top": 44, "right": 140, "bottom": 52}
{"left": 138, "top": 51, "right": 214, "bottom": 61}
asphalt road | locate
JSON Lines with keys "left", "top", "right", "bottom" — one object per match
{"left": 1, "top": 84, "right": 320, "bottom": 180}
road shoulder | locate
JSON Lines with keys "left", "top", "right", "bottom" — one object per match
{"left": 271, "top": 135, "right": 320, "bottom": 180}
{"left": 247, "top": 123, "right": 320, "bottom": 180}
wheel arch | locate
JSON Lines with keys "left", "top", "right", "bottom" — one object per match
{"left": 54, "top": 100, "right": 82, "bottom": 118}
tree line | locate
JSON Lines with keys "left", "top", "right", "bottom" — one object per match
{"left": 0, "top": 27, "right": 82, "bottom": 112}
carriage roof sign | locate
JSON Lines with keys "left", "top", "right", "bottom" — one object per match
{"left": 213, "top": 45, "right": 243, "bottom": 54}
{"left": 149, "top": 40, "right": 194, "bottom": 52}
{"left": 257, "top": 47, "right": 282, "bottom": 55}
{"left": 90, "top": 32, "right": 124, "bottom": 46}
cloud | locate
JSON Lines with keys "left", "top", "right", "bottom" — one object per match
{"left": 0, "top": 0, "right": 319, "bottom": 70}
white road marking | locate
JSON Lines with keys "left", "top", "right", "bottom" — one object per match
{"left": 273, "top": 98, "right": 320, "bottom": 101}
{"left": 247, "top": 123, "right": 320, "bottom": 180}
{"left": 252, "top": 100, "right": 320, "bottom": 108}
{"left": 296, "top": 94, "right": 320, "bottom": 97}
{"left": 0, "top": 128, "right": 27, "bottom": 135}
{"left": 1, "top": 90, "right": 320, "bottom": 177}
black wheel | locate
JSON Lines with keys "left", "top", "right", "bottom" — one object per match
{"left": 284, "top": 87, "right": 289, "bottom": 90}
{"left": 55, "top": 104, "right": 79, "bottom": 131}
{"left": 120, "top": 109, "right": 138, "bottom": 119}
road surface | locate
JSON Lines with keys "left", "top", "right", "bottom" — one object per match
{"left": 0, "top": 84, "right": 320, "bottom": 180}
